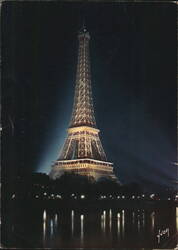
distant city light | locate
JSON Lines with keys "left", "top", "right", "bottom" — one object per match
{"left": 100, "top": 195, "right": 107, "bottom": 199}
{"left": 11, "top": 194, "right": 15, "bottom": 199}
{"left": 150, "top": 194, "right": 155, "bottom": 199}
{"left": 56, "top": 195, "right": 62, "bottom": 199}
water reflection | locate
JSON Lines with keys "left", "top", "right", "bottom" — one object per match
{"left": 50, "top": 219, "right": 54, "bottom": 237}
{"left": 132, "top": 211, "right": 135, "bottom": 224}
{"left": 117, "top": 212, "right": 121, "bottom": 237}
{"left": 151, "top": 211, "right": 155, "bottom": 233}
{"left": 80, "top": 214, "right": 84, "bottom": 242}
{"left": 109, "top": 209, "right": 112, "bottom": 232}
{"left": 142, "top": 210, "right": 145, "bottom": 228}
{"left": 121, "top": 210, "right": 125, "bottom": 238}
{"left": 71, "top": 210, "right": 74, "bottom": 236}
{"left": 176, "top": 207, "right": 178, "bottom": 230}
{"left": 9, "top": 206, "right": 176, "bottom": 248}
{"left": 43, "top": 221, "right": 46, "bottom": 243}
{"left": 54, "top": 214, "right": 58, "bottom": 226}
{"left": 137, "top": 216, "right": 141, "bottom": 233}
{"left": 43, "top": 210, "right": 47, "bottom": 244}
{"left": 101, "top": 210, "right": 106, "bottom": 233}
{"left": 43, "top": 210, "right": 46, "bottom": 221}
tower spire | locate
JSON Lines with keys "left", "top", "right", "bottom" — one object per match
{"left": 82, "top": 18, "right": 86, "bottom": 32}
{"left": 69, "top": 21, "right": 96, "bottom": 128}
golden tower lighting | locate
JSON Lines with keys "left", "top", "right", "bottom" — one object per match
{"left": 50, "top": 25, "right": 117, "bottom": 181}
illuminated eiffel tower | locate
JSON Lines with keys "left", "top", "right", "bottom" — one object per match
{"left": 50, "top": 24, "right": 116, "bottom": 180}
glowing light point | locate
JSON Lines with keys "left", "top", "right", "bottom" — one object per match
{"left": 43, "top": 210, "right": 47, "bottom": 220}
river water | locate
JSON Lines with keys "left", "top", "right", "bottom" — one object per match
{"left": 3, "top": 202, "right": 177, "bottom": 249}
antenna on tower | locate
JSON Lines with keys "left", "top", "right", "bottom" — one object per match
{"left": 82, "top": 18, "right": 87, "bottom": 32}
{"left": 78, "top": 18, "right": 87, "bottom": 34}
{"left": 78, "top": 1, "right": 88, "bottom": 33}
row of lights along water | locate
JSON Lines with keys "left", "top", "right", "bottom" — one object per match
{"left": 11, "top": 193, "right": 178, "bottom": 200}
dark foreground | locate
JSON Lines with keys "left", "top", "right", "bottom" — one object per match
{"left": 2, "top": 199, "right": 177, "bottom": 249}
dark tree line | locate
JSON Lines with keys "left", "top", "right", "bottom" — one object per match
{"left": 5, "top": 172, "right": 146, "bottom": 201}
{"left": 5, "top": 172, "right": 177, "bottom": 202}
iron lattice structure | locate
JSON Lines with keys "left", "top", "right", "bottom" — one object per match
{"left": 50, "top": 26, "right": 116, "bottom": 180}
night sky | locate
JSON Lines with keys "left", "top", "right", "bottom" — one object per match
{"left": 2, "top": 2, "right": 177, "bottom": 189}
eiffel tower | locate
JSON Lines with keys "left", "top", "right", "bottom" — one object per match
{"left": 50, "top": 24, "right": 116, "bottom": 180}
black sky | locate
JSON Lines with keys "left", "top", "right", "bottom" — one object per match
{"left": 2, "top": 2, "right": 177, "bottom": 189}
